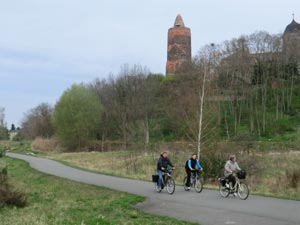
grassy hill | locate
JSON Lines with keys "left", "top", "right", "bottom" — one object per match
{"left": 0, "top": 156, "right": 197, "bottom": 225}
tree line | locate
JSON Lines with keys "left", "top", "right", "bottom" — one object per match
{"left": 11, "top": 30, "right": 300, "bottom": 151}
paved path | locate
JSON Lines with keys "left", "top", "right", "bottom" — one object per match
{"left": 7, "top": 153, "right": 300, "bottom": 225}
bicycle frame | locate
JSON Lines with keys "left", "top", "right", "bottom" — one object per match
{"left": 231, "top": 174, "right": 241, "bottom": 190}
{"left": 162, "top": 169, "right": 173, "bottom": 184}
{"left": 155, "top": 168, "right": 175, "bottom": 194}
{"left": 219, "top": 172, "right": 249, "bottom": 200}
{"left": 184, "top": 170, "right": 203, "bottom": 193}
{"left": 190, "top": 170, "right": 200, "bottom": 186}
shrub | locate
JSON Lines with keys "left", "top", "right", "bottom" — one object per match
{"left": 12, "top": 132, "right": 24, "bottom": 141}
{"left": 0, "top": 146, "right": 6, "bottom": 158}
{"left": 200, "top": 152, "right": 226, "bottom": 181}
{"left": 31, "top": 137, "right": 60, "bottom": 152}
{"left": 0, "top": 166, "right": 27, "bottom": 208}
{"left": 286, "top": 168, "right": 300, "bottom": 189}
{"left": 267, "top": 117, "right": 294, "bottom": 135}
{"left": 238, "top": 154, "right": 264, "bottom": 176}
{"left": 0, "top": 164, "right": 8, "bottom": 187}
{"left": 0, "top": 126, "right": 9, "bottom": 140}
{"left": 0, "top": 189, "right": 27, "bottom": 208}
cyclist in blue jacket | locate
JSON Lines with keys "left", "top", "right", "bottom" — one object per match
{"left": 185, "top": 153, "right": 203, "bottom": 190}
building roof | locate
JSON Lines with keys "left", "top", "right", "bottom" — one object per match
{"left": 284, "top": 19, "right": 300, "bottom": 33}
{"left": 174, "top": 14, "right": 185, "bottom": 27}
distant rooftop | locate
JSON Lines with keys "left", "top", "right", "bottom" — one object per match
{"left": 284, "top": 19, "right": 300, "bottom": 33}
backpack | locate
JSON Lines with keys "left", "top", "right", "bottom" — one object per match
{"left": 185, "top": 159, "right": 189, "bottom": 169}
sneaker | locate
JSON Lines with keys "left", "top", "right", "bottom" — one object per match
{"left": 233, "top": 192, "right": 238, "bottom": 197}
{"left": 225, "top": 183, "right": 230, "bottom": 188}
{"left": 187, "top": 187, "right": 191, "bottom": 190}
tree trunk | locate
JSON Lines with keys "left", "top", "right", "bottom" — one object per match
{"left": 197, "top": 67, "right": 207, "bottom": 158}
{"left": 144, "top": 119, "right": 149, "bottom": 146}
{"left": 101, "top": 133, "right": 105, "bottom": 152}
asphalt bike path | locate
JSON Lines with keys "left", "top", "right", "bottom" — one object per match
{"left": 7, "top": 153, "right": 300, "bottom": 225}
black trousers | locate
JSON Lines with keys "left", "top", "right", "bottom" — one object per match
{"left": 227, "top": 174, "right": 236, "bottom": 188}
{"left": 185, "top": 169, "right": 197, "bottom": 187}
{"left": 185, "top": 169, "right": 191, "bottom": 187}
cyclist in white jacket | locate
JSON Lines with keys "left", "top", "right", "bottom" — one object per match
{"left": 224, "top": 154, "right": 241, "bottom": 189}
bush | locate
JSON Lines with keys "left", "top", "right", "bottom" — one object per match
{"left": 0, "top": 126, "right": 9, "bottom": 140}
{"left": 31, "top": 137, "right": 60, "bottom": 152}
{"left": 286, "top": 168, "right": 300, "bottom": 189}
{"left": 238, "top": 154, "right": 264, "bottom": 176}
{"left": 0, "top": 166, "right": 27, "bottom": 208}
{"left": 0, "top": 189, "right": 27, "bottom": 208}
{"left": 200, "top": 152, "right": 226, "bottom": 181}
{"left": 12, "top": 132, "right": 24, "bottom": 141}
{"left": 0, "top": 146, "right": 6, "bottom": 158}
{"left": 0, "top": 164, "right": 8, "bottom": 187}
{"left": 267, "top": 117, "right": 294, "bottom": 136}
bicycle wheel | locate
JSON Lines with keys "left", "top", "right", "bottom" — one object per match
{"left": 194, "top": 177, "right": 203, "bottom": 193}
{"left": 166, "top": 177, "right": 176, "bottom": 194}
{"left": 183, "top": 176, "right": 190, "bottom": 191}
{"left": 237, "top": 182, "right": 249, "bottom": 200}
{"left": 219, "top": 183, "right": 230, "bottom": 197}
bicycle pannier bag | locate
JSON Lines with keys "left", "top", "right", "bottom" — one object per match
{"left": 152, "top": 175, "right": 158, "bottom": 182}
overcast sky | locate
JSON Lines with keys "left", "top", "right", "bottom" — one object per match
{"left": 0, "top": 0, "right": 299, "bottom": 127}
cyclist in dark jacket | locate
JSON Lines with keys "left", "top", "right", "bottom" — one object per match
{"left": 185, "top": 153, "right": 203, "bottom": 189}
{"left": 157, "top": 152, "right": 175, "bottom": 190}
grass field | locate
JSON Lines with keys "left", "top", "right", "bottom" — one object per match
{"left": 249, "top": 152, "right": 300, "bottom": 200}
{"left": 2, "top": 140, "right": 300, "bottom": 200}
{"left": 46, "top": 150, "right": 300, "bottom": 200}
{"left": 0, "top": 157, "right": 197, "bottom": 225}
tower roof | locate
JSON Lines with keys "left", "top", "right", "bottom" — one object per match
{"left": 174, "top": 14, "right": 185, "bottom": 27}
{"left": 284, "top": 19, "right": 300, "bottom": 33}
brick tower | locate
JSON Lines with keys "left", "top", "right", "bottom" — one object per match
{"left": 166, "top": 14, "right": 192, "bottom": 75}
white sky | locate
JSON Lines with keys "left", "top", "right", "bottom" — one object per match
{"left": 0, "top": 0, "right": 299, "bottom": 127}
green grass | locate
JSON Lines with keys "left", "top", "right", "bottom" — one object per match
{"left": 0, "top": 157, "right": 198, "bottom": 225}
{"left": 44, "top": 150, "right": 192, "bottom": 190}
{"left": 248, "top": 152, "right": 300, "bottom": 200}
{"left": 3, "top": 140, "right": 300, "bottom": 201}
{"left": 47, "top": 151, "right": 300, "bottom": 200}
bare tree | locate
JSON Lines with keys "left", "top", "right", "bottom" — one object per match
{"left": 21, "top": 103, "right": 55, "bottom": 140}
{"left": 0, "top": 107, "right": 5, "bottom": 127}
{"left": 0, "top": 107, "right": 9, "bottom": 140}
{"left": 92, "top": 65, "right": 159, "bottom": 148}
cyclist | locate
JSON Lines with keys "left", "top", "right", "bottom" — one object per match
{"left": 157, "top": 152, "right": 175, "bottom": 191}
{"left": 185, "top": 153, "right": 203, "bottom": 190}
{"left": 224, "top": 154, "right": 241, "bottom": 190}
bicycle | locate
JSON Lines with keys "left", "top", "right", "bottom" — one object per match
{"left": 218, "top": 170, "right": 249, "bottom": 200}
{"left": 183, "top": 169, "right": 203, "bottom": 193}
{"left": 152, "top": 168, "right": 176, "bottom": 194}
